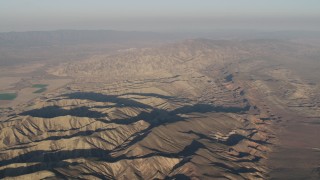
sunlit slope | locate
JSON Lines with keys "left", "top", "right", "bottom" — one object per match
{"left": 1, "top": 39, "right": 319, "bottom": 179}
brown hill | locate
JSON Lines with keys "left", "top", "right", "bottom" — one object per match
{"left": 0, "top": 39, "right": 319, "bottom": 179}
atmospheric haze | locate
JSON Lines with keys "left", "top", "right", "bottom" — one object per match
{"left": 1, "top": 0, "right": 320, "bottom": 32}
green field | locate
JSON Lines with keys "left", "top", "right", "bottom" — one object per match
{"left": 32, "top": 84, "right": 48, "bottom": 88}
{"left": 32, "top": 84, "right": 48, "bottom": 93}
{"left": 0, "top": 93, "right": 17, "bottom": 100}
{"left": 33, "top": 88, "right": 47, "bottom": 93}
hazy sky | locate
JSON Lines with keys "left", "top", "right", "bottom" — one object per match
{"left": 1, "top": 0, "right": 320, "bottom": 32}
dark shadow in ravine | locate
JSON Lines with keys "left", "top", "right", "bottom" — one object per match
{"left": 20, "top": 105, "right": 105, "bottom": 118}
{"left": 21, "top": 92, "right": 249, "bottom": 121}
{"left": 16, "top": 92, "right": 251, "bottom": 154}
{"left": 61, "top": 92, "right": 153, "bottom": 109}
{"left": 120, "top": 92, "right": 188, "bottom": 103}
{"left": 0, "top": 161, "right": 79, "bottom": 179}
{"left": 112, "top": 109, "right": 185, "bottom": 126}
{"left": 183, "top": 130, "right": 269, "bottom": 147}
{"left": 121, "top": 92, "right": 174, "bottom": 100}
{"left": 5, "top": 92, "right": 253, "bottom": 178}
{"left": 0, "top": 140, "right": 206, "bottom": 178}
{"left": 210, "top": 162, "right": 260, "bottom": 177}
{"left": 36, "top": 128, "right": 116, "bottom": 142}
{"left": 164, "top": 174, "right": 191, "bottom": 180}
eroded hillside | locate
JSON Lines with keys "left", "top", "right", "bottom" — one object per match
{"left": 0, "top": 39, "right": 319, "bottom": 179}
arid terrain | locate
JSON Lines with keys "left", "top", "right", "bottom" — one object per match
{"left": 0, "top": 31, "right": 320, "bottom": 179}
